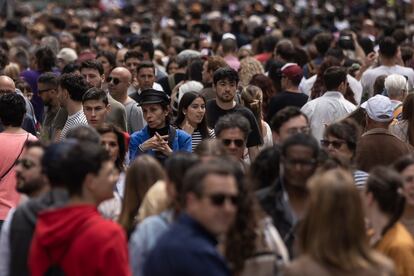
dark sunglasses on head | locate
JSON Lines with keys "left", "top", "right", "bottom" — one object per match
{"left": 222, "top": 139, "right": 244, "bottom": 148}
{"left": 320, "top": 139, "right": 346, "bottom": 150}
{"left": 107, "top": 77, "right": 121, "bottom": 85}
{"left": 207, "top": 193, "right": 239, "bottom": 207}
{"left": 15, "top": 159, "right": 36, "bottom": 169}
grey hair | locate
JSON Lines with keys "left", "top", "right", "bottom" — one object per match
{"left": 385, "top": 74, "right": 407, "bottom": 98}
{"left": 214, "top": 113, "right": 251, "bottom": 140}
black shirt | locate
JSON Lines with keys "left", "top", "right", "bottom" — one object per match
{"left": 266, "top": 91, "right": 308, "bottom": 122}
{"left": 158, "top": 73, "right": 187, "bottom": 96}
{"left": 206, "top": 100, "right": 263, "bottom": 148}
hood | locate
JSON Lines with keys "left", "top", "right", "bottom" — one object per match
{"left": 35, "top": 204, "right": 98, "bottom": 255}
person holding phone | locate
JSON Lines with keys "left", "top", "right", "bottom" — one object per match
{"left": 129, "top": 89, "right": 192, "bottom": 164}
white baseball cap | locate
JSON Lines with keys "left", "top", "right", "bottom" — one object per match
{"left": 361, "top": 95, "right": 394, "bottom": 122}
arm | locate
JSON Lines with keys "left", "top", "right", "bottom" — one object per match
{"left": 248, "top": 146, "right": 259, "bottom": 161}
{"left": 0, "top": 209, "right": 15, "bottom": 276}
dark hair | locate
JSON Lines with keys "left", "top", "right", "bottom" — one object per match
{"left": 59, "top": 73, "right": 90, "bottom": 102}
{"left": 270, "top": 106, "right": 308, "bottom": 133}
{"left": 65, "top": 125, "right": 101, "bottom": 144}
{"left": 249, "top": 146, "right": 281, "bottom": 190}
{"left": 275, "top": 40, "right": 295, "bottom": 62}
{"left": 124, "top": 50, "right": 143, "bottom": 62}
{"left": 310, "top": 57, "right": 341, "bottom": 100}
{"left": 314, "top": 32, "right": 333, "bottom": 56}
{"left": 249, "top": 74, "right": 276, "bottom": 116}
{"left": 261, "top": 35, "right": 278, "bottom": 52}
{"left": 373, "top": 75, "right": 387, "bottom": 95}
{"left": 35, "top": 46, "right": 55, "bottom": 72}
{"left": 323, "top": 66, "right": 347, "bottom": 91}
{"left": 187, "top": 58, "right": 203, "bottom": 82}
{"left": 61, "top": 62, "right": 80, "bottom": 74}
{"left": 136, "top": 61, "right": 155, "bottom": 74}
{"left": 215, "top": 113, "right": 251, "bottom": 140}
{"left": 96, "top": 123, "right": 126, "bottom": 172}
{"left": 82, "top": 87, "right": 109, "bottom": 105}
{"left": 401, "top": 94, "right": 414, "bottom": 146}
{"left": 379, "top": 37, "right": 398, "bottom": 58}
{"left": 166, "top": 57, "right": 178, "bottom": 74}
{"left": 221, "top": 38, "right": 237, "bottom": 53}
{"left": 393, "top": 154, "right": 414, "bottom": 173}
{"left": 80, "top": 60, "right": 104, "bottom": 75}
{"left": 282, "top": 133, "right": 320, "bottom": 159}
{"left": 213, "top": 67, "right": 239, "bottom": 86}
{"left": 324, "top": 119, "right": 361, "bottom": 156}
{"left": 366, "top": 167, "right": 405, "bottom": 235}
{"left": 0, "top": 48, "right": 9, "bottom": 69}
{"left": 0, "top": 93, "right": 26, "bottom": 127}
{"left": 175, "top": 92, "right": 209, "bottom": 139}
{"left": 96, "top": 51, "right": 116, "bottom": 69}
{"left": 37, "top": 72, "right": 58, "bottom": 87}
{"left": 137, "top": 38, "right": 155, "bottom": 60}
{"left": 53, "top": 141, "right": 110, "bottom": 196}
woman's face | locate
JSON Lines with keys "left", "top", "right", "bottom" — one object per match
{"left": 401, "top": 164, "right": 414, "bottom": 206}
{"left": 142, "top": 103, "right": 168, "bottom": 129}
{"left": 184, "top": 97, "right": 206, "bottom": 125}
{"left": 167, "top": 61, "right": 178, "bottom": 75}
{"left": 97, "top": 56, "right": 111, "bottom": 77}
{"left": 101, "top": 132, "right": 120, "bottom": 163}
{"left": 321, "top": 135, "right": 353, "bottom": 162}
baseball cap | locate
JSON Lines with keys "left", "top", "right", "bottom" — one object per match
{"left": 137, "top": 89, "right": 170, "bottom": 106}
{"left": 56, "top": 48, "right": 78, "bottom": 63}
{"left": 281, "top": 63, "right": 303, "bottom": 82}
{"left": 361, "top": 95, "right": 394, "bottom": 122}
{"left": 222, "top": 33, "right": 236, "bottom": 41}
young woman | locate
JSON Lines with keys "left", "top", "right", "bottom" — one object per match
{"left": 365, "top": 167, "right": 414, "bottom": 276}
{"left": 175, "top": 92, "right": 215, "bottom": 151}
{"left": 129, "top": 89, "right": 192, "bottom": 164}
{"left": 390, "top": 93, "right": 414, "bottom": 146}
{"left": 394, "top": 155, "right": 414, "bottom": 236}
{"left": 284, "top": 169, "right": 394, "bottom": 276}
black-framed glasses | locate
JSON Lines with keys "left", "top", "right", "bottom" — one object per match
{"left": 15, "top": 159, "right": 36, "bottom": 169}
{"left": 222, "top": 139, "right": 244, "bottom": 148}
{"left": 107, "top": 77, "right": 121, "bottom": 85}
{"left": 320, "top": 139, "right": 346, "bottom": 150}
{"left": 206, "top": 193, "right": 239, "bottom": 207}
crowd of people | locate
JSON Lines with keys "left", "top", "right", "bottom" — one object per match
{"left": 1, "top": 0, "right": 414, "bottom": 275}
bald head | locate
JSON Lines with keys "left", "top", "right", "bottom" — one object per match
{"left": 0, "top": 75, "right": 16, "bottom": 92}
{"left": 111, "top": 67, "right": 132, "bottom": 82}
{"left": 108, "top": 67, "right": 132, "bottom": 100}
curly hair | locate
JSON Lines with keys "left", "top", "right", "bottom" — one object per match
{"left": 59, "top": 73, "right": 91, "bottom": 102}
{"left": 238, "top": 57, "right": 264, "bottom": 87}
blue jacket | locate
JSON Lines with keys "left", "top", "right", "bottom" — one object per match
{"left": 129, "top": 125, "right": 192, "bottom": 162}
{"left": 143, "top": 213, "right": 231, "bottom": 276}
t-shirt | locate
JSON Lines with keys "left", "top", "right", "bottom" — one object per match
{"left": 60, "top": 109, "right": 88, "bottom": 140}
{"left": 125, "top": 100, "right": 146, "bottom": 134}
{"left": 206, "top": 100, "right": 263, "bottom": 147}
{"left": 266, "top": 91, "right": 308, "bottom": 122}
{"left": 189, "top": 129, "right": 215, "bottom": 152}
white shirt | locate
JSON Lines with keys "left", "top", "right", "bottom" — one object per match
{"left": 361, "top": 65, "right": 414, "bottom": 97}
{"left": 299, "top": 74, "right": 362, "bottom": 105}
{"left": 301, "top": 91, "right": 356, "bottom": 141}
{"left": 127, "top": 82, "right": 164, "bottom": 95}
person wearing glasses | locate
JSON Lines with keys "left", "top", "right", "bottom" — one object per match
{"left": 320, "top": 119, "right": 369, "bottom": 190}
{"left": 37, "top": 73, "right": 60, "bottom": 141}
{"left": 270, "top": 106, "right": 310, "bottom": 145}
{"left": 258, "top": 133, "right": 319, "bottom": 255}
{"left": 143, "top": 159, "right": 239, "bottom": 276}
{"left": 107, "top": 67, "right": 145, "bottom": 134}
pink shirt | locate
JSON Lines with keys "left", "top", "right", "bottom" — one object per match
{"left": 224, "top": 55, "right": 240, "bottom": 71}
{"left": 0, "top": 132, "right": 37, "bottom": 220}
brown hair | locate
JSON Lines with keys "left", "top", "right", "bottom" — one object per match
{"left": 402, "top": 93, "right": 414, "bottom": 146}
{"left": 206, "top": 55, "right": 227, "bottom": 73}
{"left": 300, "top": 169, "right": 382, "bottom": 271}
{"left": 241, "top": 85, "right": 263, "bottom": 137}
{"left": 118, "top": 155, "right": 166, "bottom": 237}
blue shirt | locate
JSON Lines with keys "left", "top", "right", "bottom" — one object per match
{"left": 143, "top": 213, "right": 231, "bottom": 276}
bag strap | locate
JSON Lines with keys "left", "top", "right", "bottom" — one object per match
{"left": 168, "top": 126, "right": 177, "bottom": 150}
{"left": 168, "top": 74, "right": 176, "bottom": 92}
{"left": 0, "top": 133, "right": 29, "bottom": 181}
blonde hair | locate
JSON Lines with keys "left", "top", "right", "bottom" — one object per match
{"left": 238, "top": 57, "right": 264, "bottom": 87}
{"left": 3, "top": 63, "right": 20, "bottom": 81}
{"left": 241, "top": 85, "right": 263, "bottom": 136}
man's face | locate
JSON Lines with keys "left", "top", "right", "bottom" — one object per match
{"left": 125, "top": 58, "right": 141, "bottom": 75}
{"left": 96, "top": 36, "right": 111, "bottom": 51}
{"left": 283, "top": 145, "right": 317, "bottom": 189}
{"left": 89, "top": 161, "right": 117, "bottom": 204}
{"left": 274, "top": 115, "right": 309, "bottom": 144}
{"left": 81, "top": 68, "right": 103, "bottom": 88}
{"left": 108, "top": 70, "right": 130, "bottom": 98}
{"left": 83, "top": 100, "right": 110, "bottom": 128}
{"left": 202, "top": 61, "right": 212, "bottom": 84}
{"left": 219, "top": 127, "right": 246, "bottom": 160}
{"left": 15, "top": 146, "right": 45, "bottom": 196}
{"left": 187, "top": 173, "right": 238, "bottom": 236}
{"left": 137, "top": 67, "right": 155, "bottom": 90}
{"left": 37, "top": 82, "right": 57, "bottom": 106}
{"left": 214, "top": 79, "right": 237, "bottom": 103}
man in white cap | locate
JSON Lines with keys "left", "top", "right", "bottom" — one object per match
{"left": 56, "top": 48, "right": 78, "bottom": 71}
{"left": 221, "top": 34, "right": 240, "bottom": 71}
{"left": 355, "top": 94, "right": 413, "bottom": 172}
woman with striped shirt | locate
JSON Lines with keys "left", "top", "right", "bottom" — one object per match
{"left": 175, "top": 92, "right": 214, "bottom": 151}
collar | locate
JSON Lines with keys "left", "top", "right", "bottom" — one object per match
{"left": 178, "top": 213, "right": 218, "bottom": 245}
{"left": 362, "top": 127, "right": 392, "bottom": 136}
{"left": 323, "top": 91, "right": 345, "bottom": 98}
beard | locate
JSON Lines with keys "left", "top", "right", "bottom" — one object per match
{"left": 16, "top": 176, "right": 46, "bottom": 196}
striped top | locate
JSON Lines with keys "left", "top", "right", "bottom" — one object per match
{"left": 60, "top": 109, "right": 88, "bottom": 140}
{"left": 354, "top": 170, "right": 369, "bottom": 190}
{"left": 191, "top": 129, "right": 215, "bottom": 152}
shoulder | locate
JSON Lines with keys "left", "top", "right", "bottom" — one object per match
{"left": 176, "top": 129, "right": 191, "bottom": 139}
{"left": 283, "top": 256, "right": 325, "bottom": 276}
{"left": 129, "top": 127, "right": 149, "bottom": 142}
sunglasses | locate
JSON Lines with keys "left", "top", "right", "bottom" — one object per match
{"left": 206, "top": 193, "right": 239, "bottom": 207}
{"left": 222, "top": 139, "right": 244, "bottom": 148}
{"left": 320, "top": 139, "right": 346, "bottom": 149}
{"left": 15, "top": 159, "right": 36, "bottom": 169}
{"left": 107, "top": 77, "right": 121, "bottom": 85}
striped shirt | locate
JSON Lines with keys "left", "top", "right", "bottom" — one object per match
{"left": 60, "top": 109, "right": 88, "bottom": 140}
{"left": 354, "top": 170, "right": 369, "bottom": 190}
{"left": 191, "top": 129, "right": 215, "bottom": 152}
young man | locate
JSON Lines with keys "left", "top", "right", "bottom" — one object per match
{"left": 80, "top": 60, "right": 127, "bottom": 131}
{"left": 82, "top": 88, "right": 111, "bottom": 128}
{"left": 129, "top": 61, "right": 162, "bottom": 102}
{"left": 206, "top": 67, "right": 262, "bottom": 160}
{"left": 200, "top": 56, "right": 227, "bottom": 101}
{"left": 143, "top": 160, "right": 238, "bottom": 276}
{"left": 270, "top": 106, "right": 310, "bottom": 145}
{"left": 29, "top": 141, "right": 130, "bottom": 276}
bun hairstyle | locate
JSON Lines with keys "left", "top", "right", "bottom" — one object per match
{"left": 241, "top": 85, "right": 263, "bottom": 136}
{"left": 366, "top": 166, "right": 406, "bottom": 235}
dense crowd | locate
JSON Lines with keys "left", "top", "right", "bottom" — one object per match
{"left": 1, "top": 0, "right": 414, "bottom": 275}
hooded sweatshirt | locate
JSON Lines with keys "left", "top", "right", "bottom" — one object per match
{"left": 29, "top": 204, "right": 131, "bottom": 276}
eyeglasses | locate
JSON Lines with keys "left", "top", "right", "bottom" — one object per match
{"left": 15, "top": 159, "right": 36, "bottom": 169}
{"left": 222, "top": 139, "right": 244, "bottom": 148}
{"left": 286, "top": 126, "right": 310, "bottom": 135}
{"left": 107, "top": 77, "right": 121, "bottom": 85}
{"left": 38, "top": 88, "right": 54, "bottom": 94}
{"left": 284, "top": 158, "right": 317, "bottom": 168}
{"left": 206, "top": 193, "right": 239, "bottom": 207}
{"left": 320, "top": 139, "right": 346, "bottom": 149}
